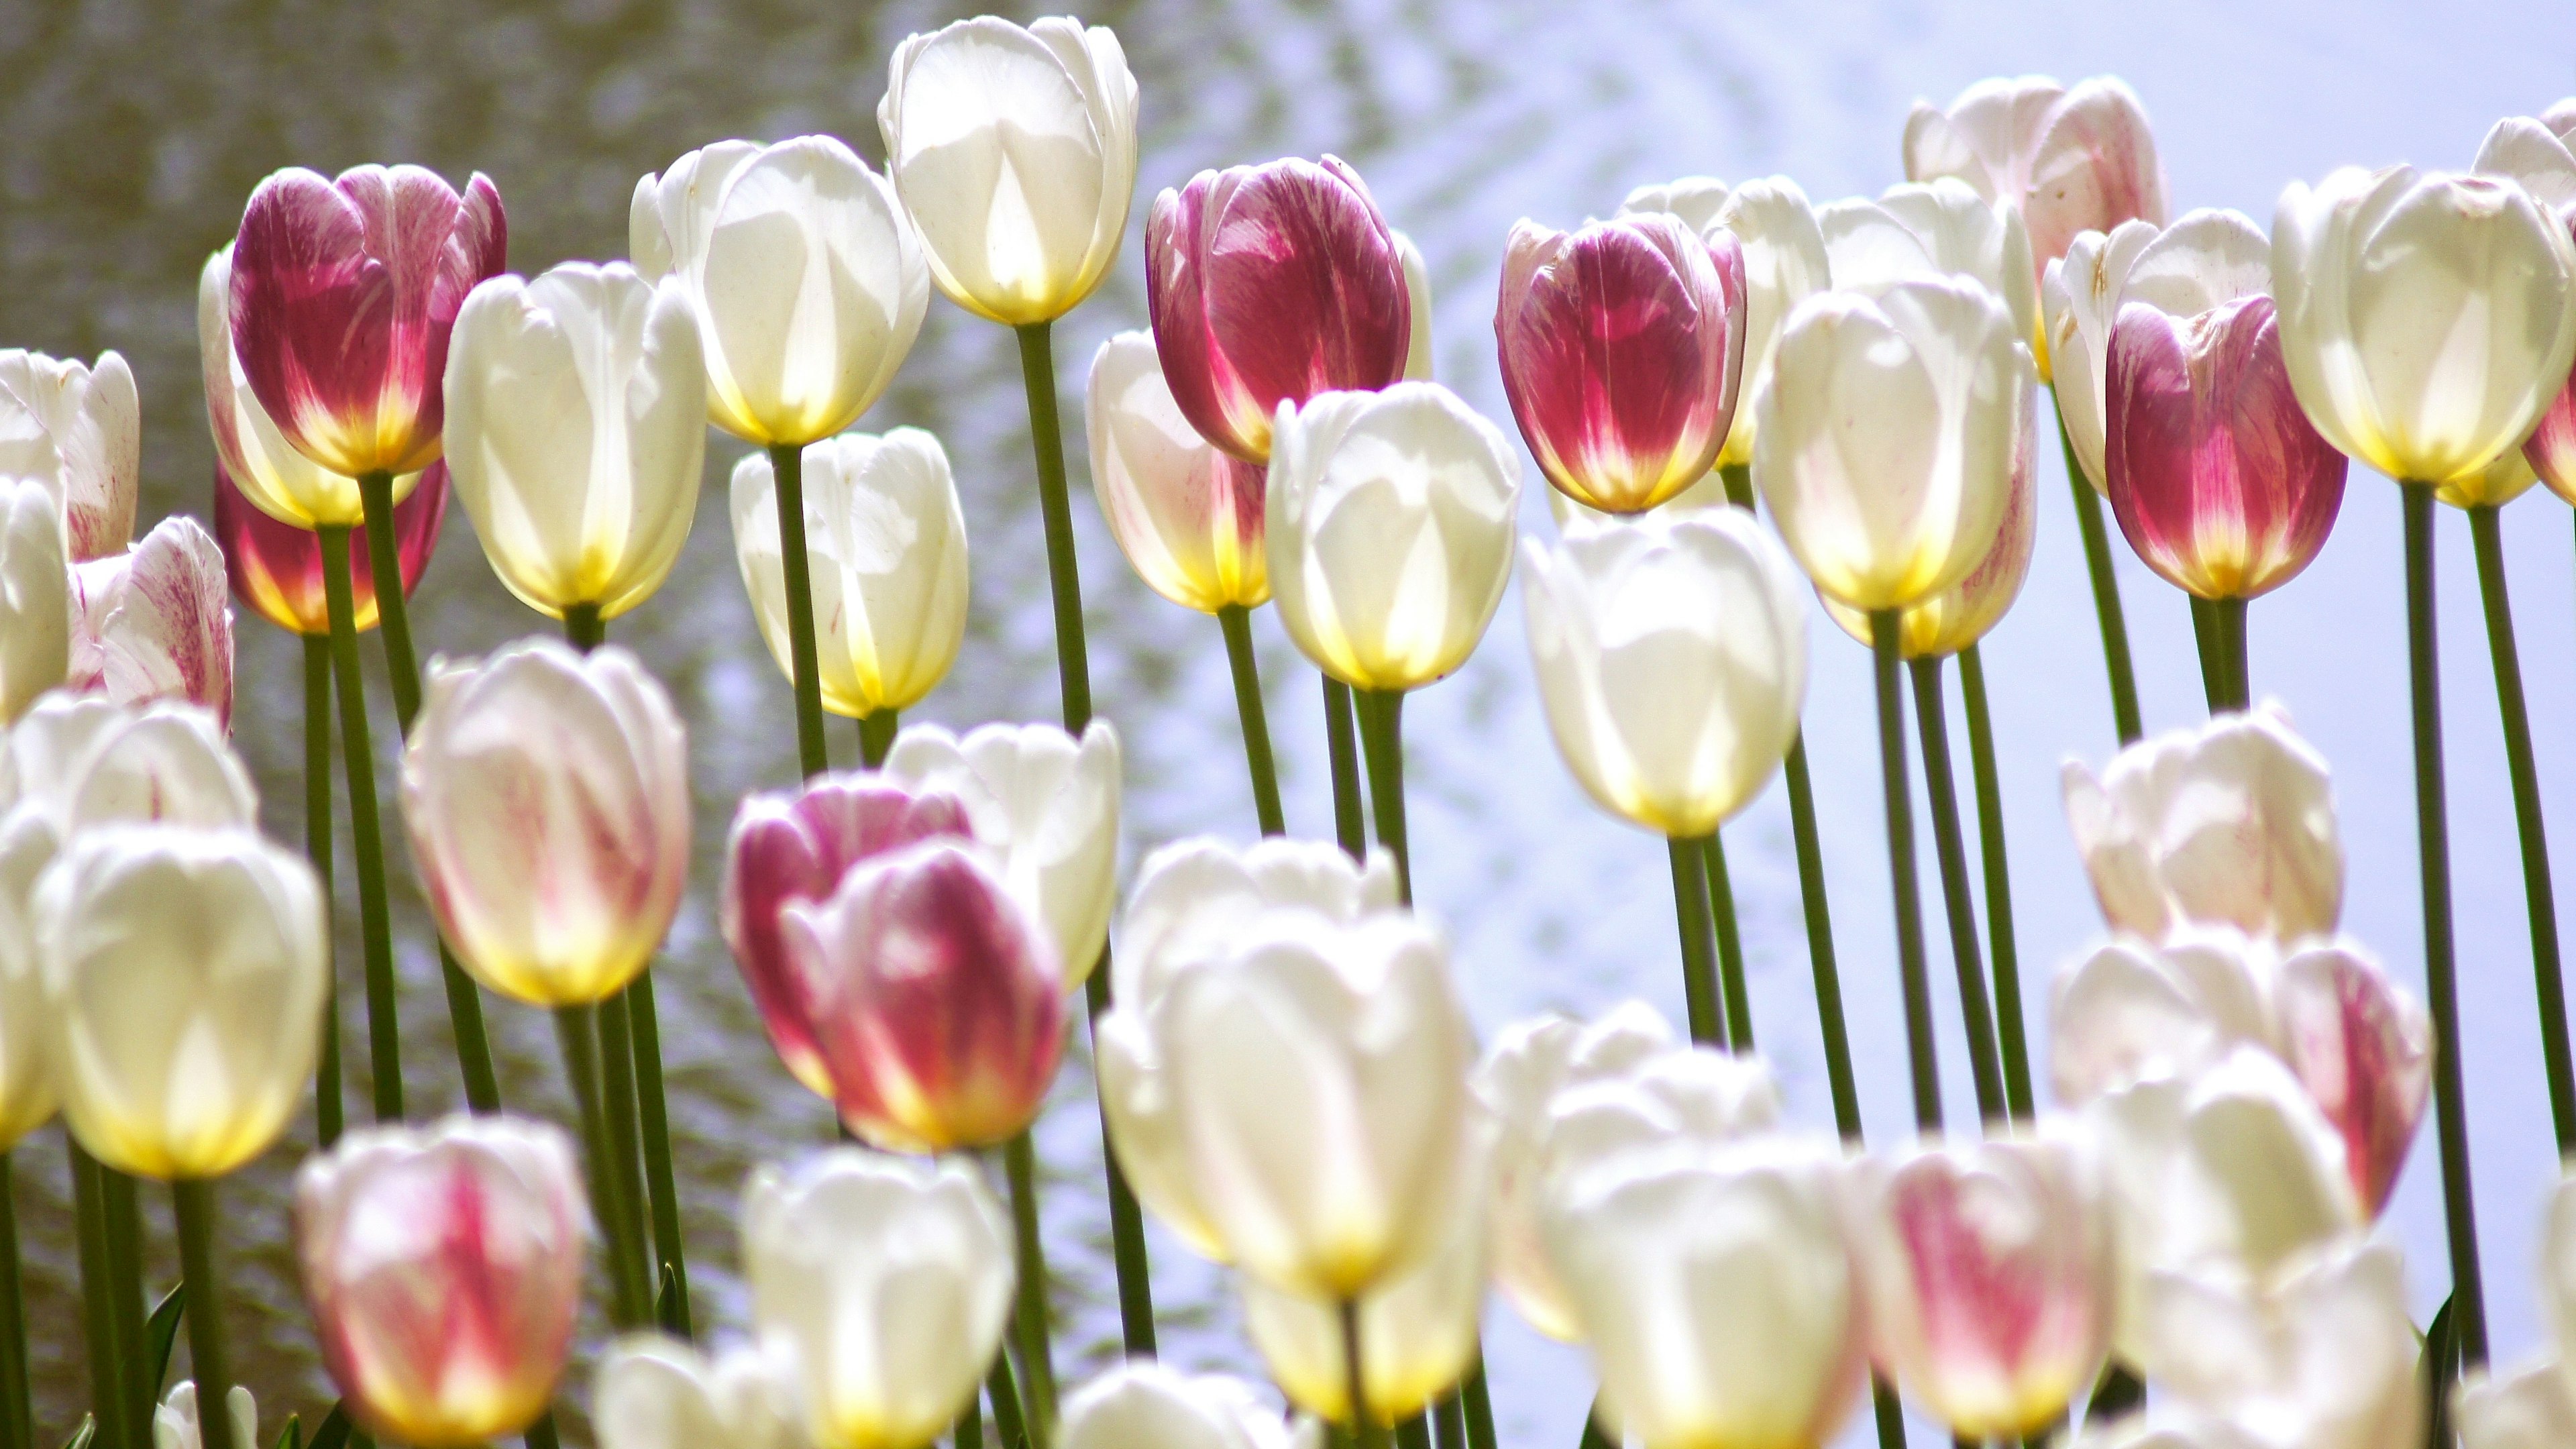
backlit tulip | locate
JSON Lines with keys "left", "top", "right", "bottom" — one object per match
{"left": 732, "top": 429, "right": 967, "bottom": 719}
{"left": 2457, "top": 1361, "right": 2576, "bottom": 1449}
{"left": 152, "top": 1383, "right": 258, "bottom": 1449}
{"left": 1709, "top": 179, "right": 1831, "bottom": 467}
{"left": 1496, "top": 213, "right": 1748, "bottom": 513}
{"left": 2478, "top": 112, "right": 2576, "bottom": 504}
{"left": 1147, "top": 156, "right": 1412, "bottom": 463}
{"left": 294, "top": 1115, "right": 587, "bottom": 1448}
{"left": 1267, "top": 382, "right": 1521, "bottom": 691}
{"left": 1904, "top": 76, "right": 2169, "bottom": 295}
{"left": 213, "top": 458, "right": 445, "bottom": 637}
{"left": 1821, "top": 395, "right": 2036, "bottom": 659}
{"left": 1396, "top": 230, "right": 1436, "bottom": 382}
{"left": 1855, "top": 1132, "right": 2114, "bottom": 1438}
{"left": 784, "top": 841, "right": 1063, "bottom": 1152}
{"left": 1542, "top": 1141, "right": 1868, "bottom": 1449}
{"left": 2061, "top": 703, "right": 2340, "bottom": 945}
{"left": 68, "top": 515, "right": 235, "bottom": 728}
{"left": 1621, "top": 176, "right": 1735, "bottom": 235}
{"left": 401, "top": 639, "right": 689, "bottom": 1007}
{"left": 1756, "top": 277, "right": 2032, "bottom": 613}
{"left": 0, "top": 348, "right": 136, "bottom": 561}
{"left": 1521, "top": 507, "right": 1807, "bottom": 837}
{"left": 0, "top": 818, "right": 53, "bottom": 1150}
{"left": 230, "top": 164, "right": 506, "bottom": 483}
{"left": 1087, "top": 331, "right": 1271, "bottom": 612}
{"left": 1821, "top": 180, "right": 2041, "bottom": 350}
{"left": 0, "top": 694, "right": 256, "bottom": 837}
{"left": 2136, "top": 1241, "right": 2419, "bottom": 1449}
{"left": 1060, "top": 1362, "right": 1316, "bottom": 1449}
{"left": 632, "top": 138, "right": 929, "bottom": 447}
{"left": 595, "top": 1335, "right": 798, "bottom": 1449}
{"left": 743, "top": 1150, "right": 1014, "bottom": 1449}
{"left": 443, "top": 263, "right": 708, "bottom": 621}
{"left": 37, "top": 824, "right": 325, "bottom": 1178}
{"left": 879, "top": 16, "right": 1138, "bottom": 326}
{"left": 0, "top": 480, "right": 68, "bottom": 722}
{"left": 2271, "top": 941, "right": 2428, "bottom": 1216}
{"left": 2050, "top": 933, "right": 2272, "bottom": 1106}
{"left": 2273, "top": 164, "right": 2576, "bottom": 490}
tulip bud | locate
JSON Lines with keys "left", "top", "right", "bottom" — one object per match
{"left": 213, "top": 458, "right": 443, "bottom": 638}
{"left": 2135, "top": 1241, "right": 2419, "bottom": 1449}
{"left": 731, "top": 429, "right": 967, "bottom": 719}
{"left": 1904, "top": 75, "right": 2171, "bottom": 297}
{"left": 1147, "top": 156, "right": 1413, "bottom": 464}
{"left": 229, "top": 165, "right": 506, "bottom": 483}
{"left": 1086, "top": 331, "right": 1271, "bottom": 613}
{"left": 633, "top": 138, "right": 929, "bottom": 447}
{"left": 1267, "top": 382, "right": 1521, "bottom": 691}
{"left": 38, "top": 824, "right": 325, "bottom": 1178}
{"left": 1756, "top": 277, "right": 2033, "bottom": 613}
{"left": 400, "top": 639, "right": 690, "bottom": 1007}
{"left": 0, "top": 348, "right": 137, "bottom": 562}
{"left": 1521, "top": 508, "right": 1807, "bottom": 837}
{"left": 0, "top": 480, "right": 68, "bottom": 722}
{"left": 743, "top": 1150, "right": 1014, "bottom": 1449}
{"left": 1060, "top": 1363, "right": 1318, "bottom": 1449}
{"left": 878, "top": 17, "right": 1138, "bottom": 327}
{"left": 152, "top": 1383, "right": 258, "bottom": 1449}
{"left": 443, "top": 263, "right": 708, "bottom": 621}
{"left": 595, "top": 1334, "right": 799, "bottom": 1449}
{"left": 2457, "top": 1360, "right": 2576, "bottom": 1449}
{"left": 68, "top": 516, "right": 235, "bottom": 729}
{"left": 1707, "top": 178, "right": 1831, "bottom": 467}
{"left": 294, "top": 1115, "right": 588, "bottom": 1448}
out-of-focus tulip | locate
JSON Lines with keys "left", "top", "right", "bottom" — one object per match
{"left": 731, "top": 429, "right": 967, "bottom": 719}
{"left": 1521, "top": 508, "right": 1807, "bottom": 837}
{"left": 1496, "top": 213, "right": 1748, "bottom": 514}
{"left": 2137, "top": 1241, "right": 2420, "bottom": 1449}
{"left": 0, "top": 817, "right": 53, "bottom": 1150}
{"left": 2068, "top": 1414, "right": 2268, "bottom": 1449}
{"left": 400, "top": 639, "right": 689, "bottom": 1007}
{"left": 878, "top": 16, "right": 1137, "bottom": 327}
{"left": 1821, "top": 396, "right": 2037, "bottom": 659}
{"left": 1147, "top": 156, "right": 1412, "bottom": 464}
{"left": 2546, "top": 1171, "right": 2576, "bottom": 1362}
{"left": 1822, "top": 180, "right": 2042, "bottom": 351}
{"left": 1543, "top": 1142, "right": 1867, "bottom": 1449}
{"left": 1757, "top": 277, "right": 2032, "bottom": 613}
{"left": 1621, "top": 176, "right": 1735, "bottom": 235}
{"left": 2479, "top": 111, "right": 2576, "bottom": 502}
{"left": 213, "top": 458, "right": 445, "bottom": 637}
{"left": 1059, "top": 1362, "right": 1317, "bottom": 1449}
{"left": 2457, "top": 1360, "right": 2576, "bottom": 1449}
{"left": 1904, "top": 76, "right": 2170, "bottom": 302}
{"left": 1708, "top": 179, "right": 1831, "bottom": 468}
{"left": 1267, "top": 382, "right": 1521, "bottom": 691}
{"left": 2062, "top": 703, "right": 2340, "bottom": 945}
{"left": 229, "top": 165, "right": 505, "bottom": 483}
{"left": 1087, "top": 331, "right": 1271, "bottom": 613}
{"left": 443, "top": 264, "right": 707, "bottom": 622}
{"left": 37, "top": 824, "right": 324, "bottom": 1178}
{"left": 1395, "top": 230, "right": 1436, "bottom": 382}
{"left": 594, "top": 1334, "right": 798, "bottom": 1449}
{"left": 68, "top": 515, "right": 234, "bottom": 729}
{"left": 2050, "top": 933, "right": 2273, "bottom": 1106}
{"left": 0, "top": 694, "right": 256, "bottom": 837}
{"left": 632, "top": 138, "right": 928, "bottom": 448}
{"left": 743, "top": 1149, "right": 1014, "bottom": 1449}
{"left": 2271, "top": 942, "right": 2429, "bottom": 1216}
{"left": 1855, "top": 1132, "right": 2114, "bottom": 1438}
{"left": 0, "top": 348, "right": 136, "bottom": 561}
{"left": 0, "top": 480, "right": 68, "bottom": 722}
{"left": 2273, "top": 165, "right": 2576, "bottom": 490}
{"left": 294, "top": 1115, "right": 586, "bottom": 1448}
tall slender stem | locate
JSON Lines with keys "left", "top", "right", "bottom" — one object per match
{"left": 172, "top": 1179, "right": 237, "bottom": 1449}
{"left": 1911, "top": 657, "right": 2007, "bottom": 1125}
{"left": 1356, "top": 690, "right": 1411, "bottom": 902}
{"left": 551, "top": 1002, "right": 651, "bottom": 1326}
{"left": 954, "top": 1390, "right": 984, "bottom": 1449}
{"left": 1958, "top": 645, "right": 2033, "bottom": 1122}
{"left": 2215, "top": 594, "right": 2250, "bottom": 708}
{"left": 2403, "top": 482, "right": 2487, "bottom": 1365}
{"left": 1666, "top": 836, "right": 1723, "bottom": 1047}
{"left": 986, "top": 1346, "right": 1030, "bottom": 1449}
{"left": 101, "top": 1168, "right": 145, "bottom": 1442}
{"left": 1701, "top": 835, "right": 1754, "bottom": 1052}
{"left": 1218, "top": 605, "right": 1286, "bottom": 835}
{"left": 319, "top": 525, "right": 402, "bottom": 1121}
{"left": 1872, "top": 611, "right": 1944, "bottom": 1132}
{"left": 594, "top": 993, "right": 658, "bottom": 1316}
{"left": 859, "top": 709, "right": 899, "bottom": 769}
{"left": 1004, "top": 1132, "right": 1058, "bottom": 1444}
{"left": 1340, "top": 1300, "right": 1389, "bottom": 1449}
{"left": 1457, "top": 1358, "right": 1495, "bottom": 1449}
{"left": 1324, "top": 678, "right": 1367, "bottom": 858}
{"left": 0, "top": 1152, "right": 20, "bottom": 1449}
{"left": 2188, "top": 595, "right": 2224, "bottom": 713}
{"left": 1085, "top": 967, "right": 1157, "bottom": 1356}
{"left": 767, "top": 442, "right": 831, "bottom": 779}
{"left": 2055, "top": 415, "right": 2143, "bottom": 743}
{"left": 67, "top": 1140, "right": 126, "bottom": 1449}
{"left": 303, "top": 635, "right": 343, "bottom": 1148}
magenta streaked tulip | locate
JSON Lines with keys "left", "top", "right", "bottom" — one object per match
{"left": 2272, "top": 941, "right": 2430, "bottom": 1218}
{"left": 780, "top": 839, "right": 1065, "bottom": 1153}
{"left": 1903, "top": 75, "right": 2169, "bottom": 282}
{"left": 293, "top": 1114, "right": 586, "bottom": 1448}
{"left": 1495, "top": 214, "right": 1748, "bottom": 515}
{"left": 229, "top": 164, "right": 506, "bottom": 486}
{"left": 2103, "top": 294, "right": 2346, "bottom": 600}
{"left": 0, "top": 348, "right": 138, "bottom": 562}
{"left": 67, "top": 515, "right": 234, "bottom": 729}
{"left": 720, "top": 774, "right": 975, "bottom": 1099}
{"left": 213, "top": 458, "right": 446, "bottom": 637}
{"left": 1146, "top": 155, "right": 1411, "bottom": 464}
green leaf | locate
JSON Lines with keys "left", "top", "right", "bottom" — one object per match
{"left": 147, "top": 1281, "right": 189, "bottom": 1399}
{"left": 2422, "top": 1294, "right": 2459, "bottom": 1449}
{"left": 270, "top": 1414, "right": 300, "bottom": 1449}
{"left": 655, "top": 1261, "right": 688, "bottom": 1338}
{"left": 307, "top": 1405, "right": 350, "bottom": 1449}
{"left": 60, "top": 1414, "right": 93, "bottom": 1449}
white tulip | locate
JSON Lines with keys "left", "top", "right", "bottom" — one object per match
{"left": 2137, "top": 1241, "right": 2420, "bottom": 1449}
{"left": 2544, "top": 1170, "right": 2576, "bottom": 1361}
{"left": 596, "top": 1334, "right": 799, "bottom": 1449}
{"left": 0, "top": 816, "right": 54, "bottom": 1150}
{"left": 2456, "top": 1360, "right": 2576, "bottom": 1449}
{"left": 1086, "top": 331, "right": 1272, "bottom": 614}
{"left": 1060, "top": 1362, "right": 1318, "bottom": 1449}
{"left": 67, "top": 515, "right": 235, "bottom": 729}
{"left": 1709, "top": 178, "right": 1831, "bottom": 467}
{"left": 1618, "top": 176, "right": 1735, "bottom": 235}
{"left": 0, "top": 693, "right": 255, "bottom": 837}
{"left": 0, "top": 347, "right": 137, "bottom": 561}
{"left": 1394, "top": 230, "right": 1436, "bottom": 382}
{"left": 0, "top": 481, "right": 68, "bottom": 722}
{"left": 152, "top": 1381, "right": 258, "bottom": 1449}
{"left": 2049, "top": 933, "right": 2273, "bottom": 1106}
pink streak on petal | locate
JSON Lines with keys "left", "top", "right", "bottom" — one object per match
{"left": 1891, "top": 1169, "right": 2053, "bottom": 1383}
{"left": 2277, "top": 953, "right": 2430, "bottom": 1218}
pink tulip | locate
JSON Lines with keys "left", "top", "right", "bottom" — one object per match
{"left": 229, "top": 165, "right": 506, "bottom": 480}
{"left": 2102, "top": 296, "right": 2346, "bottom": 600}
{"left": 2273, "top": 942, "right": 2430, "bottom": 1218}
{"left": 213, "top": 458, "right": 446, "bottom": 637}
{"left": 1904, "top": 76, "right": 2169, "bottom": 278}
{"left": 720, "top": 774, "right": 975, "bottom": 1099}
{"left": 782, "top": 840, "right": 1065, "bottom": 1153}
{"left": 67, "top": 515, "right": 234, "bottom": 728}
{"left": 1146, "top": 156, "right": 1411, "bottom": 464}
{"left": 293, "top": 1115, "right": 586, "bottom": 1449}
{"left": 1495, "top": 215, "right": 1748, "bottom": 514}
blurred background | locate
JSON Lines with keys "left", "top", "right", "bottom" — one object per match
{"left": 1, "top": 0, "right": 2572, "bottom": 1443}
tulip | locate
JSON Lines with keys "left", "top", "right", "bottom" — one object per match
{"left": 1620, "top": 176, "right": 1735, "bottom": 235}
{"left": 1059, "top": 1362, "right": 1316, "bottom": 1449}
{"left": 1542, "top": 1141, "right": 1868, "bottom": 1449}
{"left": 1903, "top": 75, "right": 2170, "bottom": 300}
{"left": 877, "top": 17, "right": 1138, "bottom": 327}
{"left": 294, "top": 1115, "right": 587, "bottom": 1448}
{"left": 213, "top": 458, "right": 445, "bottom": 637}
{"left": 777, "top": 840, "right": 1065, "bottom": 1152}
{"left": 1707, "top": 179, "right": 1831, "bottom": 468}
{"left": 1756, "top": 277, "right": 2032, "bottom": 613}
{"left": 1267, "top": 382, "right": 1521, "bottom": 692}
{"left": 0, "top": 817, "right": 53, "bottom": 1152}
{"left": 742, "top": 1149, "right": 1014, "bottom": 1449}
{"left": 0, "top": 694, "right": 256, "bottom": 837}
{"left": 67, "top": 515, "right": 235, "bottom": 729}
{"left": 2067, "top": 1414, "right": 2266, "bottom": 1449}
{"left": 1822, "top": 179, "right": 2043, "bottom": 351}
{"left": 0, "top": 480, "right": 68, "bottom": 722}
{"left": 1819, "top": 398, "right": 2037, "bottom": 660}
{"left": 731, "top": 429, "right": 967, "bottom": 719}
{"left": 36, "top": 824, "right": 325, "bottom": 1179}
{"left": 442, "top": 263, "right": 708, "bottom": 622}
{"left": 1086, "top": 331, "right": 1271, "bottom": 613}
{"left": 0, "top": 347, "right": 137, "bottom": 561}
{"left": 152, "top": 1383, "right": 258, "bottom": 1449}
{"left": 2135, "top": 1241, "right": 2420, "bottom": 1449}
{"left": 2481, "top": 111, "right": 2576, "bottom": 500}
{"left": 1520, "top": 507, "right": 1807, "bottom": 837}
{"left": 2457, "top": 1361, "right": 2576, "bottom": 1449}
{"left": 2548, "top": 1171, "right": 2576, "bottom": 1363}
{"left": 2049, "top": 933, "right": 2274, "bottom": 1106}
{"left": 1146, "top": 156, "right": 1413, "bottom": 463}
{"left": 1854, "top": 1132, "right": 2114, "bottom": 1438}
{"left": 1395, "top": 229, "right": 1436, "bottom": 383}
{"left": 594, "top": 1334, "right": 798, "bottom": 1449}
{"left": 1495, "top": 213, "right": 1748, "bottom": 514}
{"left": 229, "top": 164, "right": 506, "bottom": 484}
{"left": 400, "top": 638, "right": 690, "bottom": 1007}
{"left": 2271, "top": 941, "right": 2430, "bottom": 1216}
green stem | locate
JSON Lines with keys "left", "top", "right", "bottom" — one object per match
{"left": 318, "top": 525, "right": 402, "bottom": 1122}
{"left": 1958, "top": 645, "right": 2033, "bottom": 1122}
{"left": 102, "top": 1165, "right": 146, "bottom": 1440}
{"left": 2215, "top": 594, "right": 2250, "bottom": 709}
{"left": 2403, "top": 482, "right": 2487, "bottom": 1366}
{"left": 1911, "top": 656, "right": 2007, "bottom": 1126}
{"left": 171, "top": 1179, "right": 236, "bottom": 1449}
{"left": 1084, "top": 969, "right": 1157, "bottom": 1356}
{"left": 564, "top": 602, "right": 604, "bottom": 652}
{"left": 303, "top": 634, "right": 342, "bottom": 1149}
{"left": 0, "top": 1152, "right": 27, "bottom": 1449}
{"left": 1016, "top": 320, "right": 1093, "bottom": 730}
{"left": 2189, "top": 594, "right": 2224, "bottom": 714}
{"left": 1355, "top": 690, "right": 1411, "bottom": 902}
{"left": 986, "top": 1347, "right": 1030, "bottom": 1449}
{"left": 1324, "top": 677, "right": 1367, "bottom": 859}
{"left": 1004, "top": 1132, "right": 1057, "bottom": 1444}
{"left": 594, "top": 992, "right": 658, "bottom": 1323}
{"left": 859, "top": 709, "right": 899, "bottom": 769}
{"left": 1218, "top": 605, "right": 1286, "bottom": 835}
{"left": 1458, "top": 1359, "right": 1495, "bottom": 1449}
{"left": 551, "top": 1002, "right": 651, "bottom": 1326}
{"left": 525, "top": 1413, "right": 560, "bottom": 1449}
{"left": 767, "top": 442, "right": 831, "bottom": 779}
{"left": 1431, "top": 1391, "right": 1466, "bottom": 1449}
{"left": 1701, "top": 834, "right": 1754, "bottom": 1052}
{"left": 1340, "top": 1300, "right": 1389, "bottom": 1449}
{"left": 2055, "top": 407, "right": 2143, "bottom": 743}
{"left": 954, "top": 1390, "right": 984, "bottom": 1449}
{"left": 1719, "top": 462, "right": 1755, "bottom": 511}
{"left": 1395, "top": 1417, "right": 1431, "bottom": 1449}
{"left": 1871, "top": 611, "right": 1944, "bottom": 1132}
{"left": 1666, "top": 836, "right": 1723, "bottom": 1048}
{"left": 67, "top": 1140, "right": 126, "bottom": 1449}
